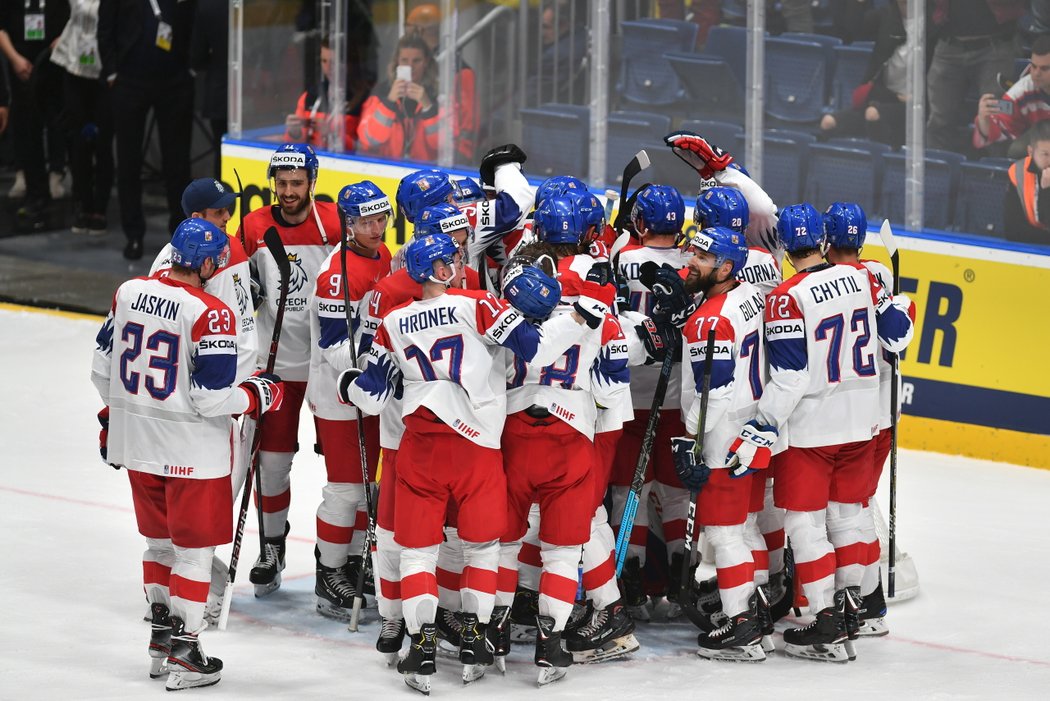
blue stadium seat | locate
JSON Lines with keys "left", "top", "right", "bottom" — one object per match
{"left": 956, "top": 162, "right": 1011, "bottom": 236}
{"left": 829, "top": 44, "right": 873, "bottom": 111}
{"left": 704, "top": 25, "right": 747, "bottom": 88}
{"left": 762, "top": 135, "right": 810, "bottom": 206}
{"left": 520, "top": 105, "right": 589, "bottom": 178}
{"left": 826, "top": 137, "right": 891, "bottom": 156}
{"left": 805, "top": 143, "right": 881, "bottom": 213}
{"left": 765, "top": 38, "right": 828, "bottom": 123}
{"left": 666, "top": 52, "right": 744, "bottom": 121}
{"left": 720, "top": 0, "right": 747, "bottom": 25}
{"left": 618, "top": 20, "right": 698, "bottom": 107}
{"left": 607, "top": 111, "right": 672, "bottom": 185}
{"left": 879, "top": 153, "right": 960, "bottom": 231}
{"left": 679, "top": 119, "right": 743, "bottom": 154}
{"left": 980, "top": 156, "right": 1015, "bottom": 169}
{"left": 766, "top": 128, "right": 817, "bottom": 145}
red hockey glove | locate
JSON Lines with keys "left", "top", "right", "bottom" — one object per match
{"left": 664, "top": 131, "right": 734, "bottom": 179}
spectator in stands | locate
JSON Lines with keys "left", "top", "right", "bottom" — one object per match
{"left": 192, "top": 0, "right": 228, "bottom": 179}
{"left": 1004, "top": 118, "right": 1050, "bottom": 243}
{"left": 357, "top": 34, "right": 441, "bottom": 163}
{"left": 523, "top": 0, "right": 587, "bottom": 108}
{"left": 98, "top": 0, "right": 195, "bottom": 261}
{"left": 926, "top": 0, "right": 1025, "bottom": 153}
{"left": 284, "top": 36, "right": 359, "bottom": 152}
{"left": 974, "top": 35, "right": 1050, "bottom": 159}
{"left": 0, "top": 0, "right": 71, "bottom": 231}
{"left": 51, "top": 0, "right": 114, "bottom": 238}
{"left": 654, "top": 1, "right": 721, "bottom": 48}
{"left": 819, "top": 0, "right": 914, "bottom": 148}
{"left": 404, "top": 3, "right": 477, "bottom": 162}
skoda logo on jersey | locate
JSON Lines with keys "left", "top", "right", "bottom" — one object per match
{"left": 439, "top": 214, "right": 469, "bottom": 233}
{"left": 270, "top": 153, "right": 306, "bottom": 169}
{"left": 285, "top": 253, "right": 308, "bottom": 294}
{"left": 357, "top": 198, "right": 391, "bottom": 216}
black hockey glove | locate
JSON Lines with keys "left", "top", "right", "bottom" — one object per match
{"left": 97, "top": 407, "right": 118, "bottom": 468}
{"left": 636, "top": 317, "right": 670, "bottom": 363}
{"left": 479, "top": 143, "right": 527, "bottom": 189}
{"left": 640, "top": 261, "right": 698, "bottom": 329}
{"left": 670, "top": 437, "right": 710, "bottom": 492}
{"left": 337, "top": 367, "right": 363, "bottom": 405}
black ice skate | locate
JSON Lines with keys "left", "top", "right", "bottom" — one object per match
{"left": 767, "top": 567, "right": 794, "bottom": 624}
{"left": 315, "top": 551, "right": 359, "bottom": 622}
{"left": 376, "top": 617, "right": 406, "bottom": 665}
{"left": 435, "top": 606, "right": 463, "bottom": 657}
{"left": 681, "top": 574, "right": 726, "bottom": 633}
{"left": 754, "top": 585, "right": 777, "bottom": 654}
{"left": 510, "top": 587, "right": 539, "bottom": 643}
{"left": 697, "top": 593, "right": 766, "bottom": 662}
{"left": 459, "top": 613, "right": 494, "bottom": 684}
{"left": 148, "top": 602, "right": 171, "bottom": 680}
{"left": 343, "top": 554, "right": 375, "bottom": 597}
{"left": 782, "top": 598, "right": 850, "bottom": 664}
{"left": 565, "top": 601, "right": 640, "bottom": 663}
{"left": 619, "top": 556, "right": 649, "bottom": 621}
{"left": 398, "top": 623, "right": 437, "bottom": 696}
{"left": 487, "top": 606, "right": 511, "bottom": 673}
{"left": 165, "top": 616, "right": 223, "bottom": 691}
{"left": 534, "top": 614, "right": 572, "bottom": 686}
{"left": 857, "top": 580, "right": 889, "bottom": 637}
{"left": 249, "top": 522, "right": 289, "bottom": 597}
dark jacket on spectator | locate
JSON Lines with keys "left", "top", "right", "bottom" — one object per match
{"left": 931, "top": 0, "right": 1025, "bottom": 28}
{"left": 97, "top": 0, "right": 195, "bottom": 82}
{"left": 190, "top": 0, "right": 227, "bottom": 120}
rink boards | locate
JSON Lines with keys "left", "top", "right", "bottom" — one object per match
{"left": 220, "top": 139, "right": 1050, "bottom": 469}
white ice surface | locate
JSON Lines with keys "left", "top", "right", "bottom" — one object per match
{"left": 2, "top": 307, "right": 1048, "bottom": 699}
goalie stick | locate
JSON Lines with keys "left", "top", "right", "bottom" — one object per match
{"left": 218, "top": 227, "right": 291, "bottom": 631}
{"left": 878, "top": 219, "right": 901, "bottom": 598}
{"left": 679, "top": 326, "right": 716, "bottom": 598}
{"left": 339, "top": 210, "right": 378, "bottom": 633}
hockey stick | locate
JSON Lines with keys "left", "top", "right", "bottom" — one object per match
{"left": 339, "top": 210, "right": 378, "bottom": 632}
{"left": 679, "top": 326, "right": 717, "bottom": 598}
{"left": 878, "top": 219, "right": 901, "bottom": 598}
{"left": 234, "top": 169, "right": 246, "bottom": 250}
{"left": 614, "top": 347, "right": 676, "bottom": 577}
{"left": 218, "top": 227, "right": 291, "bottom": 631}
{"left": 611, "top": 150, "right": 651, "bottom": 234}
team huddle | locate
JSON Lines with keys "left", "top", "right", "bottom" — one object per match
{"left": 90, "top": 132, "right": 914, "bottom": 694}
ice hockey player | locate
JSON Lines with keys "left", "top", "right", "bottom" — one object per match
{"left": 237, "top": 143, "right": 339, "bottom": 597}
{"left": 148, "top": 178, "right": 259, "bottom": 624}
{"left": 823, "top": 201, "right": 913, "bottom": 636}
{"left": 338, "top": 232, "right": 613, "bottom": 693}
{"left": 305, "top": 180, "right": 392, "bottom": 621}
{"left": 92, "top": 219, "right": 285, "bottom": 690}
{"left": 694, "top": 186, "right": 781, "bottom": 297}
{"left": 612, "top": 184, "right": 692, "bottom": 618}
{"left": 727, "top": 203, "right": 913, "bottom": 663}
{"left": 670, "top": 225, "right": 770, "bottom": 661}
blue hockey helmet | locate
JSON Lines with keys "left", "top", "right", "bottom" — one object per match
{"left": 169, "top": 219, "right": 230, "bottom": 271}
{"left": 452, "top": 177, "right": 484, "bottom": 207}
{"left": 533, "top": 175, "right": 588, "bottom": 210}
{"left": 534, "top": 190, "right": 605, "bottom": 245}
{"left": 631, "top": 184, "right": 685, "bottom": 236}
{"left": 502, "top": 264, "right": 561, "bottom": 320}
{"left": 823, "top": 201, "right": 868, "bottom": 250}
{"left": 685, "top": 226, "right": 749, "bottom": 275}
{"left": 403, "top": 233, "right": 460, "bottom": 283}
{"left": 777, "top": 203, "right": 826, "bottom": 253}
{"left": 694, "top": 186, "right": 749, "bottom": 233}
{"left": 396, "top": 169, "right": 454, "bottom": 223}
{"left": 268, "top": 143, "right": 319, "bottom": 181}
{"left": 414, "top": 203, "right": 472, "bottom": 242}
{"left": 338, "top": 180, "right": 392, "bottom": 220}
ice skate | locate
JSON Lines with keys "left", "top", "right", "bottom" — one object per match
{"left": 534, "top": 614, "right": 572, "bottom": 686}
{"left": 487, "top": 606, "right": 511, "bottom": 673}
{"left": 398, "top": 623, "right": 437, "bottom": 695}
{"left": 249, "top": 522, "right": 288, "bottom": 597}
{"left": 510, "top": 587, "right": 539, "bottom": 643}
{"left": 782, "top": 599, "right": 850, "bottom": 664}
{"left": 857, "top": 581, "right": 889, "bottom": 637}
{"left": 459, "top": 613, "right": 494, "bottom": 684}
{"left": 619, "top": 556, "right": 649, "bottom": 621}
{"left": 681, "top": 575, "right": 725, "bottom": 632}
{"left": 754, "top": 585, "right": 776, "bottom": 654}
{"left": 148, "top": 602, "right": 171, "bottom": 680}
{"left": 315, "top": 555, "right": 359, "bottom": 622}
{"left": 697, "top": 594, "right": 766, "bottom": 662}
{"left": 435, "top": 606, "right": 463, "bottom": 657}
{"left": 565, "top": 601, "right": 640, "bottom": 663}
{"left": 377, "top": 617, "right": 407, "bottom": 665}
{"left": 767, "top": 568, "right": 793, "bottom": 624}
{"left": 165, "top": 616, "right": 222, "bottom": 691}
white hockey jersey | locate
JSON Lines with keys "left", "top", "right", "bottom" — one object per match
{"left": 862, "top": 258, "right": 902, "bottom": 431}
{"left": 347, "top": 289, "right": 589, "bottom": 448}
{"left": 506, "top": 310, "right": 630, "bottom": 439}
{"left": 680, "top": 281, "right": 765, "bottom": 468}
{"left": 307, "top": 244, "right": 392, "bottom": 420}
{"left": 150, "top": 234, "right": 258, "bottom": 384}
{"left": 736, "top": 246, "right": 782, "bottom": 297}
{"left": 464, "top": 163, "right": 534, "bottom": 272}
{"left": 759, "top": 262, "right": 914, "bottom": 448}
{"left": 91, "top": 276, "right": 250, "bottom": 479}
{"left": 240, "top": 202, "right": 339, "bottom": 382}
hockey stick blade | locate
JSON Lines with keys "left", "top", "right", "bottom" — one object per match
{"left": 614, "top": 151, "right": 651, "bottom": 231}
{"left": 609, "top": 232, "right": 630, "bottom": 261}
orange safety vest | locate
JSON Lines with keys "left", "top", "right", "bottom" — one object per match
{"left": 1007, "top": 156, "right": 1050, "bottom": 230}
